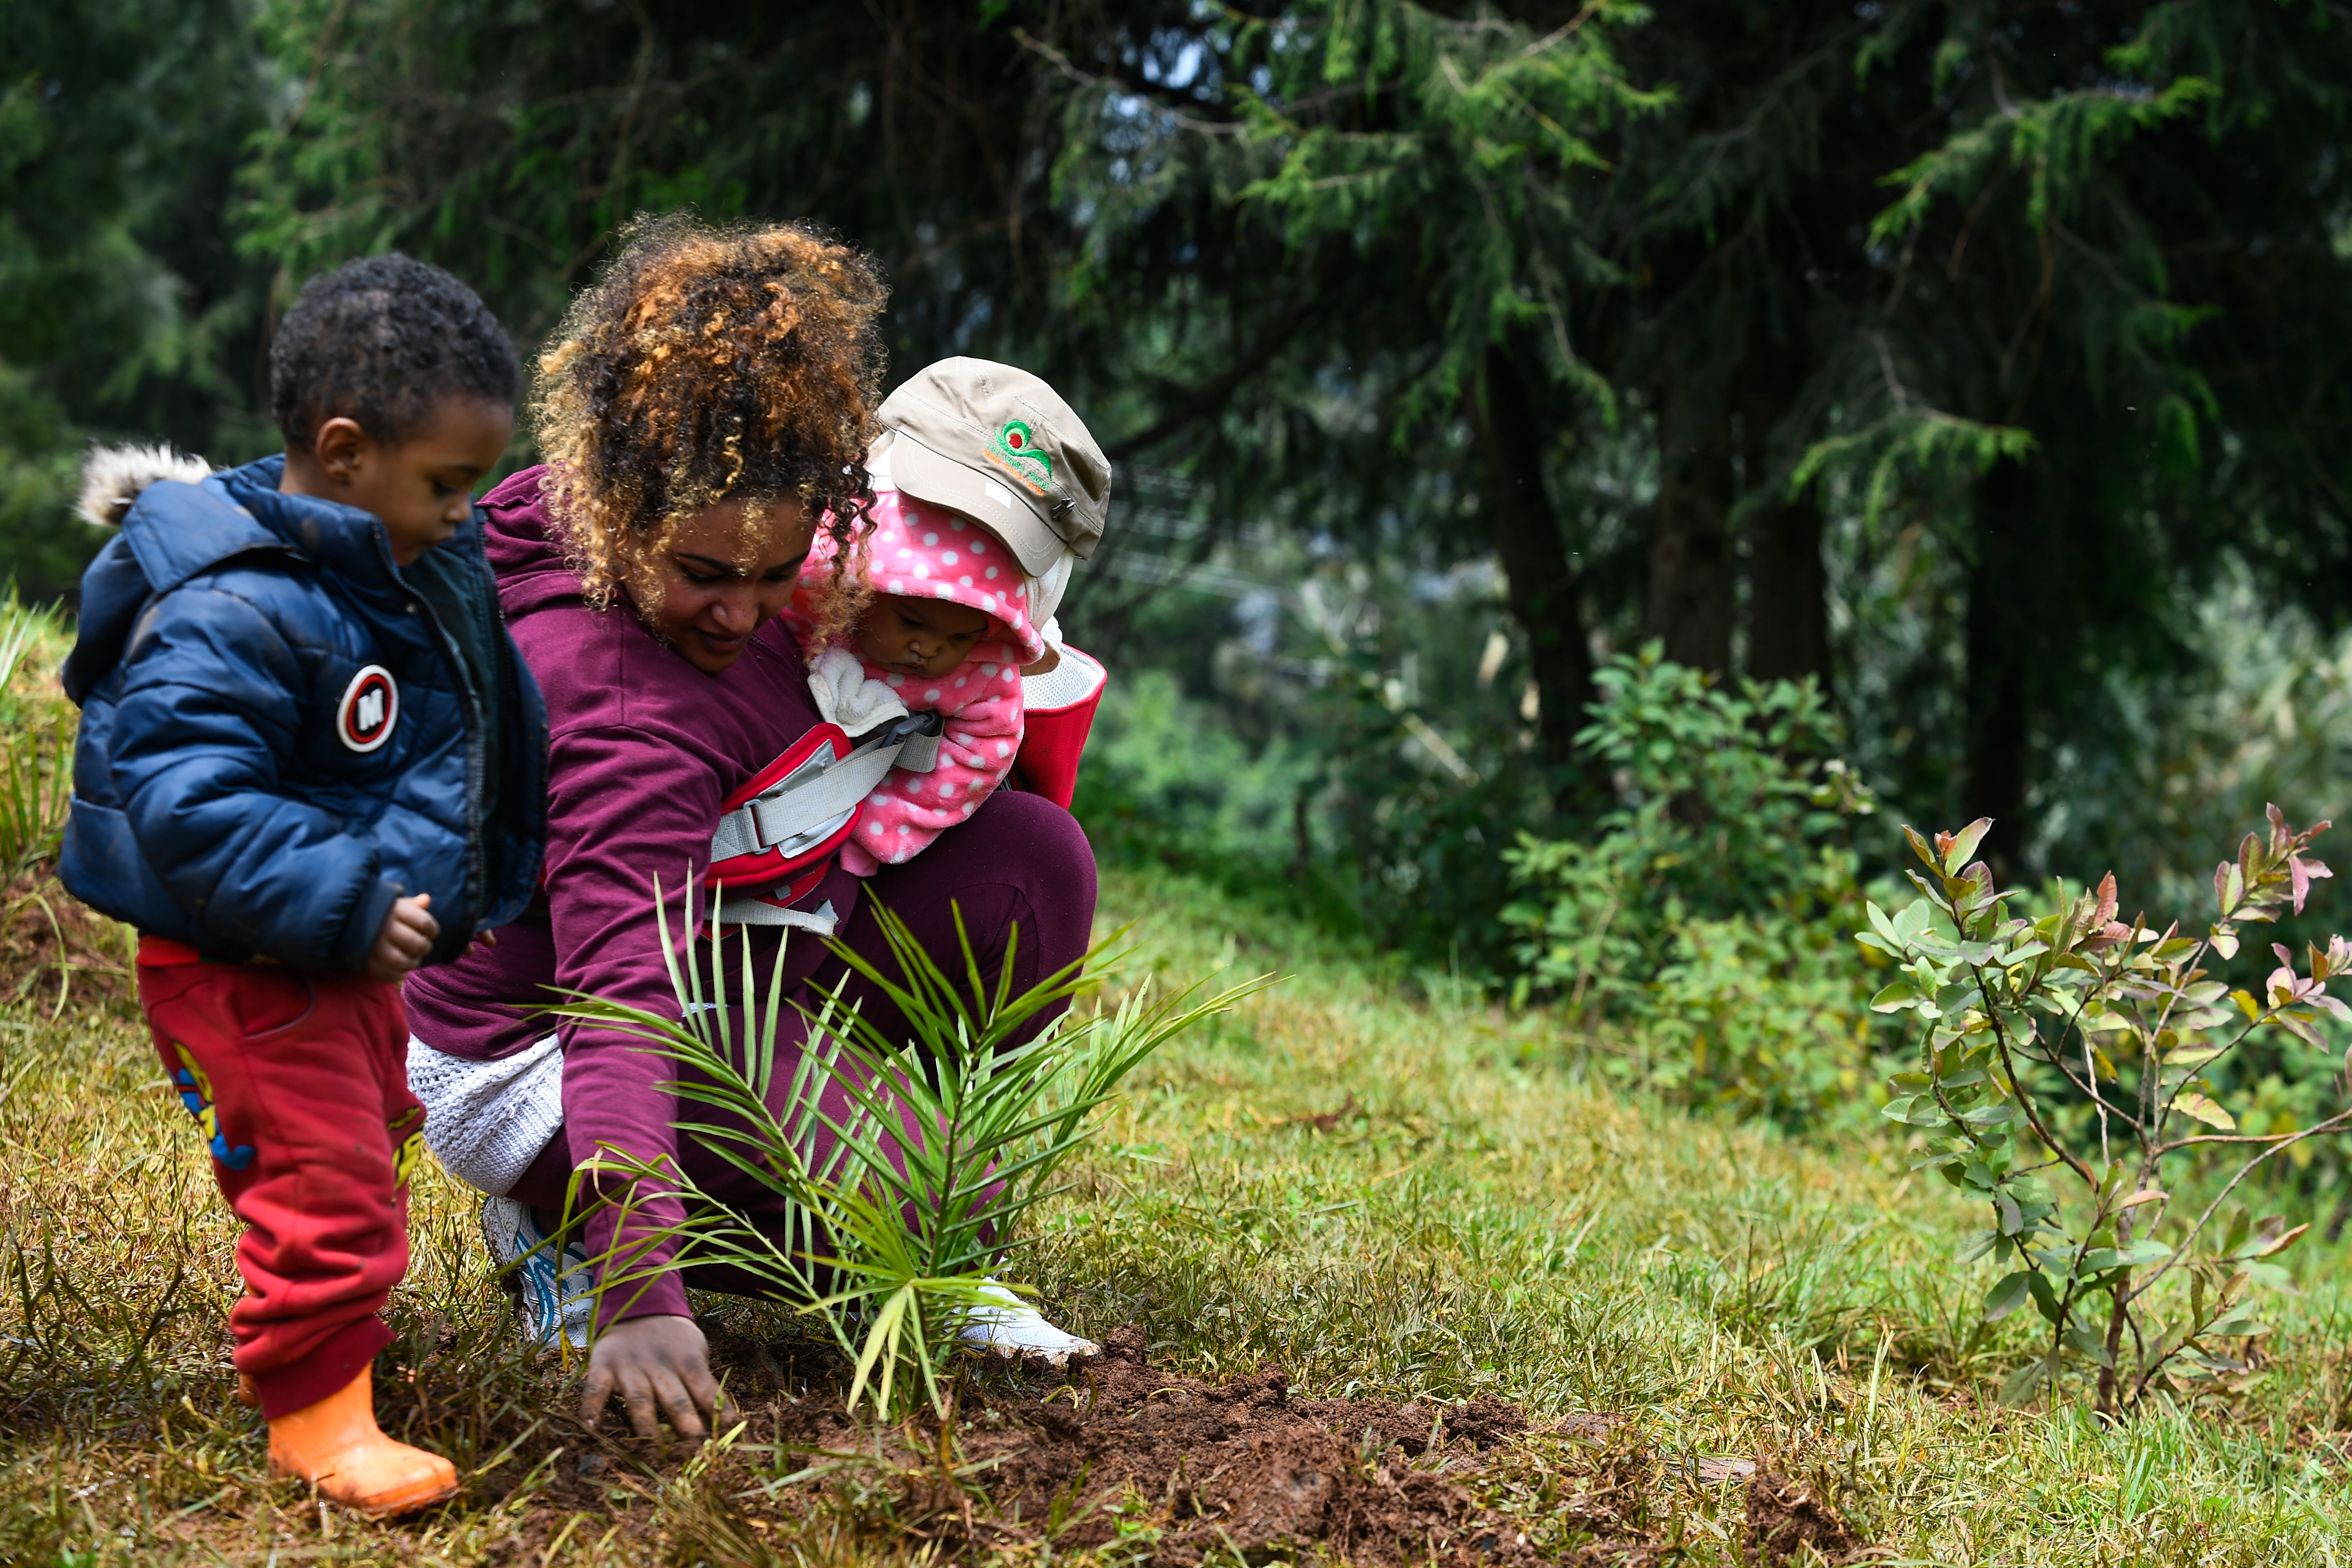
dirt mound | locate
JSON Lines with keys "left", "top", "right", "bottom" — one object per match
{"left": 749, "top": 1324, "right": 1669, "bottom": 1565}
{"left": 1744, "top": 1467, "right": 1870, "bottom": 1564}
{"left": 0, "top": 868, "right": 136, "bottom": 1016}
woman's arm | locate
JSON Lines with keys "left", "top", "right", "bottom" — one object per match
{"left": 542, "top": 722, "right": 727, "bottom": 1329}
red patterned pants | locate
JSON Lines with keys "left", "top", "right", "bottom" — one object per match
{"left": 138, "top": 951, "right": 423, "bottom": 1418}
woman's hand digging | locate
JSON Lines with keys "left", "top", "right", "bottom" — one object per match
{"left": 580, "top": 1314, "right": 733, "bottom": 1440}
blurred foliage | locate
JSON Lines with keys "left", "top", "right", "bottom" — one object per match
{"left": 0, "top": 0, "right": 276, "bottom": 601}
{"left": 1073, "top": 668, "right": 1323, "bottom": 890}
{"left": 1501, "top": 647, "right": 1885, "bottom": 1129}
{"left": 4, "top": 0, "right": 2352, "bottom": 1153}
{"left": 1043, "top": 0, "right": 2352, "bottom": 885}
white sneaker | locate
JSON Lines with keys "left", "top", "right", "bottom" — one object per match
{"left": 957, "top": 1281, "right": 1100, "bottom": 1367}
{"left": 480, "top": 1195, "right": 592, "bottom": 1350}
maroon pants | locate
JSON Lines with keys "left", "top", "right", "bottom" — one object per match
{"left": 139, "top": 958, "right": 423, "bottom": 1418}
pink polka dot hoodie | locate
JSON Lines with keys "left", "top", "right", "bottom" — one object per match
{"left": 786, "top": 490, "right": 1047, "bottom": 876}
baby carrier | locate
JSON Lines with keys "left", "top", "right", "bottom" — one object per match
{"left": 703, "top": 711, "right": 943, "bottom": 930}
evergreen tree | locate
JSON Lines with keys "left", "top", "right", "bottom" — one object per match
{"left": 1810, "top": 0, "right": 2352, "bottom": 866}
{"left": 0, "top": 0, "right": 273, "bottom": 600}
{"left": 236, "top": 0, "right": 1192, "bottom": 375}
{"left": 9, "top": 0, "right": 2350, "bottom": 908}
{"left": 1047, "top": 0, "right": 2352, "bottom": 876}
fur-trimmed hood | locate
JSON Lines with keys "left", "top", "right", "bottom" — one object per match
{"left": 75, "top": 442, "right": 213, "bottom": 528}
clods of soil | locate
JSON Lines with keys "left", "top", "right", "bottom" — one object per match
{"left": 1744, "top": 1466, "right": 1872, "bottom": 1565}
{"left": 738, "top": 1325, "right": 1712, "bottom": 1565}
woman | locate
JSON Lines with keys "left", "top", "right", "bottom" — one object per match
{"left": 404, "top": 217, "right": 1100, "bottom": 1442}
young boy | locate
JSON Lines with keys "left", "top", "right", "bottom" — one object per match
{"left": 60, "top": 254, "right": 547, "bottom": 1517}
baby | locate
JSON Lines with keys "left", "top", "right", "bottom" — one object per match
{"left": 789, "top": 358, "right": 1110, "bottom": 873}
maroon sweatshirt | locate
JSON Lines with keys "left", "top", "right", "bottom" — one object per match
{"left": 404, "top": 467, "right": 857, "bottom": 1320}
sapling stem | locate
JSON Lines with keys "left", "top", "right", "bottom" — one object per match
{"left": 2084, "top": 1024, "right": 2109, "bottom": 1167}
{"left": 2124, "top": 1114, "right": 2352, "bottom": 1310}
{"left": 2158, "top": 1114, "right": 2352, "bottom": 1154}
{"left": 1976, "top": 972, "right": 2097, "bottom": 1187}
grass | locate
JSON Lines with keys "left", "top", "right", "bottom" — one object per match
{"left": 1, "top": 868, "right": 2349, "bottom": 1564}
{"left": 2, "top": 623, "right": 2351, "bottom": 1562}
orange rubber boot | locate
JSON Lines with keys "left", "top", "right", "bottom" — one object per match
{"left": 265, "top": 1366, "right": 459, "bottom": 1518}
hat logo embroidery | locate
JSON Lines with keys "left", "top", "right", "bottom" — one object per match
{"left": 336, "top": 664, "right": 398, "bottom": 753}
{"left": 987, "top": 418, "right": 1053, "bottom": 494}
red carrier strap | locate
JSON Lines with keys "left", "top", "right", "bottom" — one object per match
{"left": 705, "top": 713, "right": 944, "bottom": 932}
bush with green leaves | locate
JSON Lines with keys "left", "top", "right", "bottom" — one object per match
{"left": 551, "top": 889, "right": 1262, "bottom": 1417}
{"left": 1071, "top": 669, "right": 1321, "bottom": 884}
{"left": 1499, "top": 645, "right": 1881, "bottom": 1126}
{"left": 1069, "top": 589, "right": 1554, "bottom": 969}
{"left": 1862, "top": 810, "right": 2352, "bottom": 1416}
{"left": 0, "top": 587, "right": 74, "bottom": 880}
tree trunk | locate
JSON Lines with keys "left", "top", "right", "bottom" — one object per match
{"left": 1647, "top": 378, "right": 1735, "bottom": 672}
{"left": 1738, "top": 357, "right": 1830, "bottom": 686}
{"left": 1470, "top": 344, "right": 1598, "bottom": 810}
{"left": 1744, "top": 488, "right": 1828, "bottom": 684}
{"left": 1961, "top": 457, "right": 2032, "bottom": 871}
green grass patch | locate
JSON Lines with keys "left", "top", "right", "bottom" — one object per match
{"left": 0, "top": 865, "right": 2346, "bottom": 1563}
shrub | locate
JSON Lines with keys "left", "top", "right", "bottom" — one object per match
{"left": 1072, "top": 669, "right": 1320, "bottom": 874}
{"left": 1304, "top": 646, "right": 1558, "bottom": 967}
{"left": 1500, "top": 645, "right": 1882, "bottom": 1126}
{"left": 1862, "top": 809, "right": 2352, "bottom": 1415}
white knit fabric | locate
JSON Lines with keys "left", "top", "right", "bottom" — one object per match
{"left": 1021, "top": 641, "right": 1104, "bottom": 711}
{"left": 806, "top": 645, "right": 908, "bottom": 737}
{"left": 405, "top": 1033, "right": 564, "bottom": 1197}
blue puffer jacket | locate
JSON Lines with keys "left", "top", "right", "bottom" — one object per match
{"left": 59, "top": 454, "right": 548, "bottom": 971}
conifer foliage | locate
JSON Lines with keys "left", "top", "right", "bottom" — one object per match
{"left": 4, "top": 0, "right": 2351, "bottom": 890}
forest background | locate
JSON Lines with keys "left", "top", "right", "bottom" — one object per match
{"left": 7, "top": 0, "right": 2352, "bottom": 1149}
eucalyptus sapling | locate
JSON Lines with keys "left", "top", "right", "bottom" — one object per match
{"left": 1862, "top": 808, "right": 2352, "bottom": 1415}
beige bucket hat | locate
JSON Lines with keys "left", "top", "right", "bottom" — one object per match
{"left": 872, "top": 358, "right": 1111, "bottom": 577}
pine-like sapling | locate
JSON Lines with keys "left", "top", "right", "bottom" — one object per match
{"left": 548, "top": 882, "right": 1267, "bottom": 1417}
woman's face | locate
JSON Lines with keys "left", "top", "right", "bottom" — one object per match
{"left": 634, "top": 498, "right": 816, "bottom": 674}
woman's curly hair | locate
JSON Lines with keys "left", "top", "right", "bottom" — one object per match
{"left": 534, "top": 215, "right": 888, "bottom": 632}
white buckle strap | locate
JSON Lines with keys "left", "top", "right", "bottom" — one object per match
{"left": 894, "top": 723, "right": 942, "bottom": 773}
{"left": 714, "top": 894, "right": 841, "bottom": 933}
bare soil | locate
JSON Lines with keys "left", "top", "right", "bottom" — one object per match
{"left": 647, "top": 1324, "right": 1872, "bottom": 1565}
{"left": 1744, "top": 1466, "right": 1872, "bottom": 1565}
{"left": 0, "top": 867, "right": 136, "bottom": 1016}
{"left": 113, "top": 1305, "right": 1871, "bottom": 1564}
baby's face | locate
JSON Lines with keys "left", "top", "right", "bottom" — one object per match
{"left": 857, "top": 593, "right": 992, "bottom": 680}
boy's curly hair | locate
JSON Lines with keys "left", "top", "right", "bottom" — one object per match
{"left": 271, "top": 253, "right": 517, "bottom": 446}
{"left": 533, "top": 215, "right": 888, "bottom": 629}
